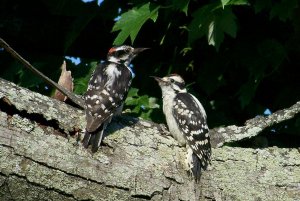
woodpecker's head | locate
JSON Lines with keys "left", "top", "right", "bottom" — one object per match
{"left": 152, "top": 74, "right": 187, "bottom": 94}
{"left": 107, "top": 45, "right": 148, "bottom": 67}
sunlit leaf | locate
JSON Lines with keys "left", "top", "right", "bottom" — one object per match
{"left": 221, "top": 0, "right": 231, "bottom": 8}
{"left": 124, "top": 87, "right": 159, "bottom": 120}
{"left": 112, "top": 3, "right": 160, "bottom": 45}
{"left": 221, "top": 0, "right": 249, "bottom": 7}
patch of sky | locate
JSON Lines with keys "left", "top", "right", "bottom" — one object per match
{"left": 81, "top": 0, "right": 104, "bottom": 6}
{"left": 65, "top": 56, "right": 81, "bottom": 65}
{"left": 263, "top": 108, "right": 272, "bottom": 116}
{"left": 114, "top": 8, "right": 122, "bottom": 21}
{"left": 128, "top": 64, "right": 135, "bottom": 78}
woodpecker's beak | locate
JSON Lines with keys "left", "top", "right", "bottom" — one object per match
{"left": 133, "top": 48, "right": 149, "bottom": 55}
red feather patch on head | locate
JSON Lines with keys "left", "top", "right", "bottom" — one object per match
{"left": 108, "top": 47, "right": 116, "bottom": 54}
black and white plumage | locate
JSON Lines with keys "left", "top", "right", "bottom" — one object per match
{"left": 83, "top": 45, "right": 147, "bottom": 152}
{"left": 153, "top": 74, "right": 211, "bottom": 181}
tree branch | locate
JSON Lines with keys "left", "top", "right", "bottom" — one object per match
{"left": 210, "top": 101, "right": 300, "bottom": 148}
{"left": 0, "top": 79, "right": 299, "bottom": 200}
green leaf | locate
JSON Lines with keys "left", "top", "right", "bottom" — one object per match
{"left": 221, "top": 0, "right": 249, "bottom": 7}
{"left": 172, "top": 0, "right": 190, "bottom": 15}
{"left": 127, "top": 87, "right": 139, "bottom": 97}
{"left": 124, "top": 87, "right": 159, "bottom": 120}
{"left": 18, "top": 67, "right": 43, "bottom": 88}
{"left": 73, "top": 61, "right": 98, "bottom": 94}
{"left": 125, "top": 97, "right": 139, "bottom": 106}
{"left": 112, "top": 3, "right": 160, "bottom": 45}
{"left": 188, "top": 3, "right": 216, "bottom": 44}
{"left": 221, "top": 0, "right": 231, "bottom": 8}
{"left": 219, "top": 8, "right": 237, "bottom": 38}
{"left": 188, "top": 4, "right": 237, "bottom": 50}
{"left": 148, "top": 97, "right": 160, "bottom": 109}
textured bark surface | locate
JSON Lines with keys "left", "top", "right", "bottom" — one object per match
{"left": 0, "top": 78, "right": 300, "bottom": 201}
{"left": 210, "top": 101, "right": 300, "bottom": 148}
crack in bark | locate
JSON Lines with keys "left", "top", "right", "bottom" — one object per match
{"left": 163, "top": 173, "right": 184, "bottom": 185}
{"left": 131, "top": 194, "right": 152, "bottom": 200}
{"left": 0, "top": 97, "right": 74, "bottom": 138}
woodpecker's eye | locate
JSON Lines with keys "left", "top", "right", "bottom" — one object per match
{"left": 170, "top": 78, "right": 175, "bottom": 83}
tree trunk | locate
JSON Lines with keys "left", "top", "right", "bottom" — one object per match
{"left": 0, "top": 78, "right": 299, "bottom": 201}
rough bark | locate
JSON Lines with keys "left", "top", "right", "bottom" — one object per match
{"left": 210, "top": 101, "right": 300, "bottom": 148}
{"left": 0, "top": 78, "right": 299, "bottom": 201}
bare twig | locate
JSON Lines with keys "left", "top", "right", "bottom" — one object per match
{"left": 0, "top": 37, "right": 85, "bottom": 109}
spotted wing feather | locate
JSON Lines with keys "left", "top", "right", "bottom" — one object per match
{"left": 172, "top": 93, "right": 211, "bottom": 169}
{"left": 85, "top": 62, "right": 132, "bottom": 132}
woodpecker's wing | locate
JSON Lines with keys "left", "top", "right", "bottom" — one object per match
{"left": 172, "top": 93, "right": 211, "bottom": 168}
{"left": 84, "top": 62, "right": 132, "bottom": 132}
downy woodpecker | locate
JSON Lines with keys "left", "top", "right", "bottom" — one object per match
{"left": 153, "top": 74, "right": 211, "bottom": 181}
{"left": 83, "top": 45, "right": 147, "bottom": 152}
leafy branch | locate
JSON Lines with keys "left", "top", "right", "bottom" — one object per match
{"left": 112, "top": 2, "right": 160, "bottom": 45}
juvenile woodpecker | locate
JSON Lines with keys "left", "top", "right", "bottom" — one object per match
{"left": 83, "top": 45, "right": 147, "bottom": 152}
{"left": 153, "top": 74, "right": 211, "bottom": 181}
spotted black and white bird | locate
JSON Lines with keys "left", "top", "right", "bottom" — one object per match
{"left": 82, "top": 45, "right": 147, "bottom": 152}
{"left": 153, "top": 74, "right": 211, "bottom": 181}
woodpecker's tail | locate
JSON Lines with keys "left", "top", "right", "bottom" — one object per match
{"left": 191, "top": 153, "right": 201, "bottom": 182}
{"left": 82, "top": 124, "right": 105, "bottom": 153}
{"left": 82, "top": 131, "right": 91, "bottom": 148}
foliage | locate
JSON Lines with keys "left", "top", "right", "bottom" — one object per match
{"left": 112, "top": 2, "right": 160, "bottom": 45}
{"left": 72, "top": 61, "right": 98, "bottom": 95}
{"left": 0, "top": 0, "right": 299, "bottom": 147}
{"left": 124, "top": 87, "right": 160, "bottom": 120}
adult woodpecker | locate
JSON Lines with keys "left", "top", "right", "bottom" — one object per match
{"left": 83, "top": 45, "right": 147, "bottom": 152}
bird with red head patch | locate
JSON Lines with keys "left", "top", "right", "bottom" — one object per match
{"left": 83, "top": 45, "right": 147, "bottom": 152}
